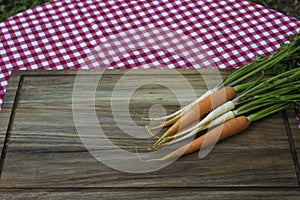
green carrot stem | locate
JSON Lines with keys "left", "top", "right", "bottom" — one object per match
{"left": 235, "top": 101, "right": 276, "bottom": 116}
{"left": 235, "top": 80, "right": 300, "bottom": 105}
{"left": 233, "top": 79, "right": 265, "bottom": 93}
{"left": 247, "top": 102, "right": 292, "bottom": 122}
{"left": 236, "top": 68, "right": 300, "bottom": 102}
{"left": 236, "top": 92, "right": 300, "bottom": 116}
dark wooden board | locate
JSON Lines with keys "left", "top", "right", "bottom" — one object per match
{"left": 286, "top": 110, "right": 300, "bottom": 184}
{"left": 0, "top": 69, "right": 299, "bottom": 199}
{"left": 0, "top": 190, "right": 300, "bottom": 200}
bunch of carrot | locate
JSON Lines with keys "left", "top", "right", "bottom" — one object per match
{"left": 145, "top": 31, "right": 300, "bottom": 160}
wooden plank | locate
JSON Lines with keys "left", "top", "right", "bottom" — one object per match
{"left": 0, "top": 190, "right": 300, "bottom": 200}
{"left": 16, "top": 69, "right": 213, "bottom": 109}
{"left": 0, "top": 108, "right": 11, "bottom": 151}
{"left": 286, "top": 110, "right": 300, "bottom": 184}
{"left": 0, "top": 107, "right": 296, "bottom": 187}
{"left": 0, "top": 70, "right": 22, "bottom": 161}
{"left": 0, "top": 70, "right": 299, "bottom": 198}
{"left": 287, "top": 110, "right": 300, "bottom": 148}
{"left": 0, "top": 108, "right": 11, "bottom": 133}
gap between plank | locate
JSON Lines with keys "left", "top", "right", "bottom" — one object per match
{"left": 0, "top": 75, "right": 25, "bottom": 178}
{"left": 282, "top": 111, "right": 300, "bottom": 186}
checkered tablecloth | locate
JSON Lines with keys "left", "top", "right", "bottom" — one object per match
{"left": 0, "top": 0, "right": 300, "bottom": 124}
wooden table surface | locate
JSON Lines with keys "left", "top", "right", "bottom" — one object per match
{"left": 0, "top": 69, "right": 299, "bottom": 199}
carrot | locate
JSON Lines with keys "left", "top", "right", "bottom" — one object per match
{"left": 144, "top": 89, "right": 218, "bottom": 122}
{"left": 158, "top": 116, "right": 250, "bottom": 160}
{"left": 164, "top": 110, "right": 236, "bottom": 146}
{"left": 143, "top": 32, "right": 300, "bottom": 161}
{"left": 154, "top": 87, "right": 236, "bottom": 146}
{"left": 150, "top": 114, "right": 181, "bottom": 130}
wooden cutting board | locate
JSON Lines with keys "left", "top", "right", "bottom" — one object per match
{"left": 0, "top": 69, "right": 299, "bottom": 199}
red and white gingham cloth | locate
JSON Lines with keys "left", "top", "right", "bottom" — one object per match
{"left": 0, "top": 0, "right": 300, "bottom": 125}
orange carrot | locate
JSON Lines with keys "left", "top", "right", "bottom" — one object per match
{"left": 154, "top": 87, "right": 236, "bottom": 145}
{"left": 160, "top": 116, "right": 250, "bottom": 160}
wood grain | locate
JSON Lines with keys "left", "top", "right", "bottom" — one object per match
{"left": 0, "top": 108, "right": 11, "bottom": 150}
{"left": 286, "top": 110, "right": 300, "bottom": 184}
{"left": 0, "top": 69, "right": 299, "bottom": 199}
{"left": 0, "top": 71, "right": 22, "bottom": 151}
{"left": 0, "top": 190, "right": 300, "bottom": 200}
{"left": 0, "top": 109, "right": 297, "bottom": 188}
